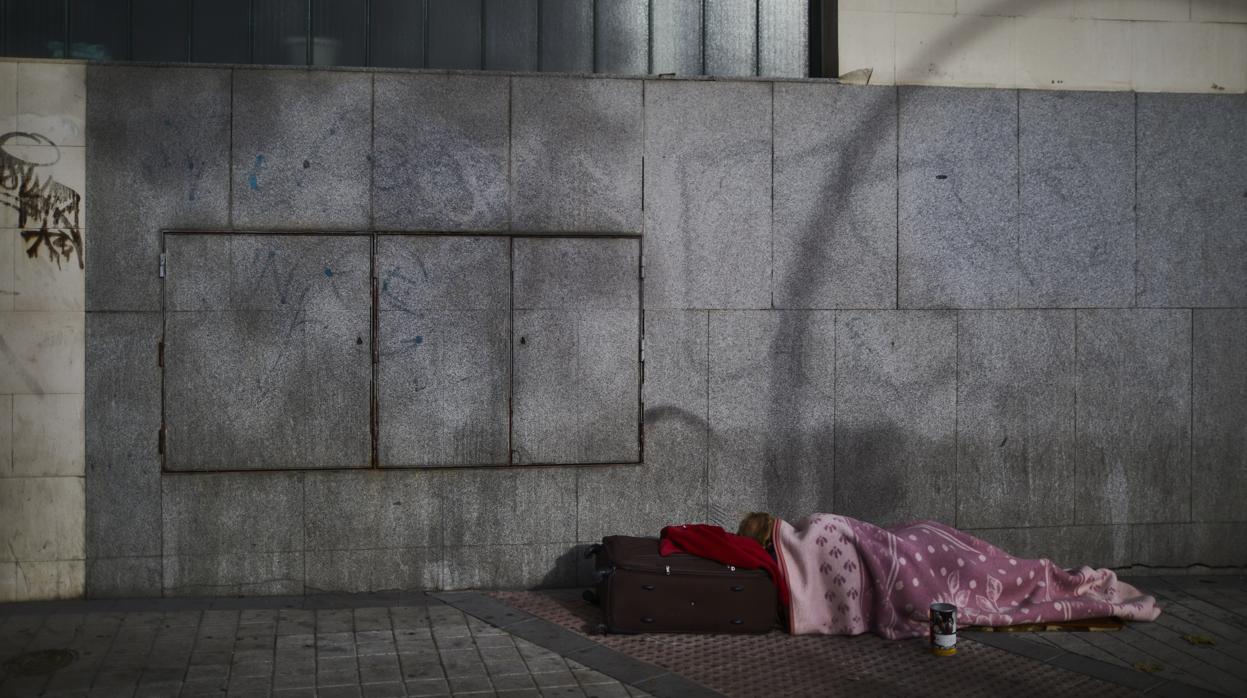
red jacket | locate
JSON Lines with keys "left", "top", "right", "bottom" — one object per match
{"left": 659, "top": 523, "right": 790, "bottom": 607}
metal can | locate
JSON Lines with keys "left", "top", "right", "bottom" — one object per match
{"left": 930, "top": 603, "right": 957, "bottom": 656}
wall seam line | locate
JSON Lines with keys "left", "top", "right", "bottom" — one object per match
{"left": 1189, "top": 308, "right": 1194, "bottom": 523}
{"left": 507, "top": 76, "right": 513, "bottom": 232}
{"left": 954, "top": 310, "right": 960, "bottom": 528}
{"left": 895, "top": 84, "right": 900, "bottom": 310}
{"left": 831, "top": 310, "right": 838, "bottom": 513}
{"left": 301, "top": 473, "right": 307, "bottom": 595}
{"left": 1014, "top": 88, "right": 1021, "bottom": 308}
{"left": 1133, "top": 91, "right": 1139, "bottom": 307}
{"left": 769, "top": 80, "right": 775, "bottom": 310}
{"left": 369, "top": 72, "right": 375, "bottom": 231}
{"left": 228, "top": 68, "right": 235, "bottom": 230}
{"left": 1073, "top": 310, "right": 1079, "bottom": 525}
{"left": 705, "top": 309, "right": 711, "bottom": 525}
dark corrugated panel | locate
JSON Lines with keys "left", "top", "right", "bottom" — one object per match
{"left": 427, "top": 0, "right": 481, "bottom": 69}
{"left": 4, "top": 0, "right": 67, "bottom": 58}
{"left": 759, "top": 0, "right": 806, "bottom": 77}
{"left": 253, "top": 0, "right": 308, "bottom": 65}
{"left": 312, "top": 0, "right": 366, "bottom": 66}
{"left": 594, "top": 0, "right": 647, "bottom": 75}
{"left": 705, "top": 0, "right": 755, "bottom": 77}
{"left": 484, "top": 0, "right": 537, "bottom": 71}
{"left": 539, "top": 0, "right": 592, "bottom": 72}
{"left": 132, "top": 0, "right": 190, "bottom": 62}
{"left": 192, "top": 0, "right": 250, "bottom": 63}
{"left": 370, "top": 0, "right": 425, "bottom": 68}
{"left": 70, "top": 0, "right": 129, "bottom": 60}
{"left": 650, "top": 0, "right": 700, "bottom": 75}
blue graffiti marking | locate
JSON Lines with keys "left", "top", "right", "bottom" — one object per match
{"left": 247, "top": 154, "right": 265, "bottom": 190}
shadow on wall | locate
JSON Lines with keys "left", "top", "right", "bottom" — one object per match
{"left": 637, "top": 0, "right": 1091, "bottom": 538}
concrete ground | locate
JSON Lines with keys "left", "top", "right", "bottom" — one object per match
{"left": 0, "top": 575, "right": 1244, "bottom": 697}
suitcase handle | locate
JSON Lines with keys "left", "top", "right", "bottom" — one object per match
{"left": 584, "top": 544, "right": 603, "bottom": 559}
{"left": 642, "top": 584, "right": 655, "bottom": 591}
{"left": 731, "top": 619, "right": 744, "bottom": 625}
{"left": 642, "top": 617, "right": 655, "bottom": 624}
{"left": 730, "top": 585, "right": 744, "bottom": 592}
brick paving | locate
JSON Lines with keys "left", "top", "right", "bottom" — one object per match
{"left": 486, "top": 575, "right": 1247, "bottom": 697}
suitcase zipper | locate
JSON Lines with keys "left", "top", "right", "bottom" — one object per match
{"left": 609, "top": 559, "right": 766, "bottom": 578}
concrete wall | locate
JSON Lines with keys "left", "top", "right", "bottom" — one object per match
{"left": 75, "top": 61, "right": 1246, "bottom": 598}
{"left": 839, "top": 0, "right": 1247, "bottom": 92}
{"left": 0, "top": 60, "right": 86, "bottom": 601}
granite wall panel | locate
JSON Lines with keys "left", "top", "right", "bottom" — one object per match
{"left": 231, "top": 69, "right": 371, "bottom": 230}
{"left": 773, "top": 83, "right": 897, "bottom": 309}
{"left": 510, "top": 77, "right": 643, "bottom": 233}
{"left": 86, "top": 556, "right": 163, "bottom": 599}
{"left": 377, "top": 236, "right": 510, "bottom": 467}
{"left": 78, "top": 67, "right": 1247, "bottom": 596}
{"left": 305, "top": 548, "right": 442, "bottom": 593}
{"left": 957, "top": 310, "right": 1076, "bottom": 529}
{"left": 511, "top": 238, "right": 640, "bottom": 465}
{"left": 85, "top": 65, "right": 231, "bottom": 312}
{"left": 84, "top": 312, "right": 162, "bottom": 567}
{"left": 899, "top": 87, "right": 1019, "bottom": 308}
{"left": 163, "top": 235, "right": 372, "bottom": 471}
{"left": 161, "top": 472, "right": 304, "bottom": 595}
{"left": 1075, "top": 310, "right": 1191, "bottom": 524}
{"left": 965, "top": 526, "right": 1131, "bottom": 570}
{"left": 440, "top": 469, "right": 577, "bottom": 548}
{"left": 577, "top": 310, "right": 709, "bottom": 541}
{"left": 1018, "top": 91, "right": 1135, "bottom": 308}
{"left": 304, "top": 470, "right": 442, "bottom": 551}
{"left": 707, "top": 310, "right": 835, "bottom": 528}
{"left": 373, "top": 75, "right": 509, "bottom": 231}
{"left": 643, "top": 81, "right": 772, "bottom": 310}
{"left": 443, "top": 545, "right": 581, "bottom": 590}
{"left": 1192, "top": 310, "right": 1247, "bottom": 522}
{"left": 834, "top": 311, "right": 957, "bottom": 526}
{"left": 1137, "top": 94, "right": 1247, "bottom": 307}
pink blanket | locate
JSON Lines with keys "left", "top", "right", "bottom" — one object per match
{"left": 774, "top": 514, "right": 1160, "bottom": 638}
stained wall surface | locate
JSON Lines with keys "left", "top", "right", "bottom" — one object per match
{"left": 839, "top": 0, "right": 1247, "bottom": 93}
{"left": 0, "top": 60, "right": 86, "bottom": 601}
{"left": 11, "top": 59, "right": 1243, "bottom": 598}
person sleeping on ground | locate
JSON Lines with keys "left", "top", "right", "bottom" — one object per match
{"left": 659, "top": 512, "right": 1160, "bottom": 639}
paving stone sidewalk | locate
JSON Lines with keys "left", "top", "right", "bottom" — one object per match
{"left": 3, "top": 575, "right": 1246, "bottom": 697}
{"left": 0, "top": 594, "right": 668, "bottom": 698}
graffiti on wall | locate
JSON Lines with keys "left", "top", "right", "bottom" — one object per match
{"left": 0, "top": 131, "right": 84, "bottom": 270}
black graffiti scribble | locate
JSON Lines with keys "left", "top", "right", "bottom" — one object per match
{"left": 0, "top": 132, "right": 83, "bottom": 270}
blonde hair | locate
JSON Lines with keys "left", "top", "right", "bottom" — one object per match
{"left": 737, "top": 512, "right": 775, "bottom": 549}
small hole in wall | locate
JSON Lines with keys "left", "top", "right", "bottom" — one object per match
{"left": 303, "top": 160, "right": 311, "bottom": 169}
{"left": 520, "top": 336, "right": 527, "bottom": 345}
{"left": 936, "top": 175, "right": 948, "bottom": 180}
{"left": 356, "top": 336, "right": 363, "bottom": 345}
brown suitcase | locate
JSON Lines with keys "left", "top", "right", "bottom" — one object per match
{"left": 586, "top": 535, "right": 778, "bottom": 634}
